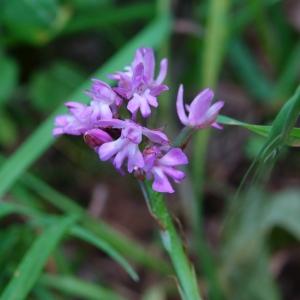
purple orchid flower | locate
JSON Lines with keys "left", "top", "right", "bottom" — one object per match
{"left": 86, "top": 79, "right": 122, "bottom": 119}
{"left": 176, "top": 84, "right": 224, "bottom": 129}
{"left": 143, "top": 146, "right": 188, "bottom": 193}
{"left": 111, "top": 48, "right": 168, "bottom": 118}
{"left": 97, "top": 119, "right": 169, "bottom": 173}
{"left": 53, "top": 102, "right": 100, "bottom": 136}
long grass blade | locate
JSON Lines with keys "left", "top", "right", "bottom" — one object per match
{"left": 39, "top": 274, "right": 125, "bottom": 300}
{"left": 0, "top": 216, "right": 76, "bottom": 300}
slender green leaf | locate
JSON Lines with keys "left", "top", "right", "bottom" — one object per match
{"left": 263, "top": 189, "right": 300, "bottom": 239}
{"left": 0, "top": 201, "right": 138, "bottom": 281}
{"left": 217, "top": 114, "right": 300, "bottom": 147}
{"left": 0, "top": 216, "right": 76, "bottom": 300}
{"left": 194, "top": 0, "right": 231, "bottom": 299}
{"left": 257, "top": 85, "right": 300, "bottom": 163}
{"left": 0, "top": 54, "right": 18, "bottom": 104}
{"left": 0, "top": 15, "right": 172, "bottom": 197}
{"left": 16, "top": 171, "right": 170, "bottom": 274}
{"left": 40, "top": 274, "right": 124, "bottom": 300}
{"left": 229, "top": 40, "right": 273, "bottom": 102}
{"left": 63, "top": 3, "right": 155, "bottom": 34}
{"left": 70, "top": 226, "right": 139, "bottom": 282}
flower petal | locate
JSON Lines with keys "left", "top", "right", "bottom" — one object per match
{"left": 142, "top": 128, "right": 169, "bottom": 145}
{"left": 97, "top": 119, "right": 125, "bottom": 128}
{"left": 176, "top": 85, "right": 188, "bottom": 125}
{"left": 155, "top": 58, "right": 168, "bottom": 84}
{"left": 188, "top": 88, "right": 214, "bottom": 125}
{"left": 152, "top": 167, "right": 174, "bottom": 193}
{"left": 98, "top": 139, "right": 123, "bottom": 161}
{"left": 162, "top": 166, "right": 185, "bottom": 182}
{"left": 159, "top": 148, "right": 188, "bottom": 166}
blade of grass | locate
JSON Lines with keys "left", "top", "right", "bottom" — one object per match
{"left": 224, "top": 85, "right": 300, "bottom": 236}
{"left": 228, "top": 39, "right": 273, "bottom": 102}
{"left": 0, "top": 15, "right": 172, "bottom": 198}
{"left": 193, "top": 0, "right": 230, "bottom": 299}
{"left": 0, "top": 201, "right": 139, "bottom": 281}
{"left": 63, "top": 3, "right": 155, "bottom": 35}
{"left": 70, "top": 225, "right": 139, "bottom": 282}
{"left": 39, "top": 274, "right": 125, "bottom": 300}
{"left": 141, "top": 181, "right": 202, "bottom": 300}
{"left": 273, "top": 42, "right": 300, "bottom": 101}
{"left": 0, "top": 216, "right": 76, "bottom": 300}
{"left": 17, "top": 171, "right": 171, "bottom": 274}
{"left": 217, "top": 115, "right": 300, "bottom": 147}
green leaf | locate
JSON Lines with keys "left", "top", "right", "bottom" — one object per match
{"left": 1, "top": 0, "right": 62, "bottom": 44}
{"left": 217, "top": 114, "right": 300, "bottom": 147}
{"left": 0, "top": 109, "right": 18, "bottom": 147}
{"left": 0, "top": 216, "right": 76, "bottom": 300}
{"left": 0, "top": 15, "right": 172, "bottom": 198}
{"left": 29, "top": 61, "right": 86, "bottom": 113}
{"left": 263, "top": 189, "right": 300, "bottom": 239}
{"left": 70, "top": 226, "right": 139, "bottom": 282}
{"left": 229, "top": 40, "right": 273, "bottom": 102}
{"left": 6, "top": 168, "right": 170, "bottom": 274}
{"left": 0, "top": 200, "right": 138, "bottom": 281}
{"left": 63, "top": 3, "right": 155, "bottom": 35}
{"left": 39, "top": 274, "right": 124, "bottom": 300}
{"left": 0, "top": 54, "right": 18, "bottom": 104}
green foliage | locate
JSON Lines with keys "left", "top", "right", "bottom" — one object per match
{"left": 1, "top": 0, "right": 67, "bottom": 44}
{"left": 0, "top": 53, "right": 18, "bottom": 104}
{"left": 0, "top": 216, "right": 76, "bottom": 300}
{"left": 29, "top": 61, "right": 86, "bottom": 113}
{"left": 218, "top": 115, "right": 300, "bottom": 147}
{"left": 39, "top": 274, "right": 124, "bottom": 300}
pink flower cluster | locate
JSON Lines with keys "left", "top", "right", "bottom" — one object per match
{"left": 53, "top": 48, "right": 223, "bottom": 193}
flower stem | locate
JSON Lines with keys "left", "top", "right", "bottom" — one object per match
{"left": 139, "top": 180, "right": 202, "bottom": 300}
{"left": 172, "top": 126, "right": 195, "bottom": 148}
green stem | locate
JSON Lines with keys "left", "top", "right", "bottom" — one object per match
{"left": 139, "top": 181, "right": 202, "bottom": 300}
{"left": 173, "top": 126, "right": 195, "bottom": 148}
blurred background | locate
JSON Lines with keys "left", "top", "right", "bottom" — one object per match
{"left": 0, "top": 0, "right": 300, "bottom": 299}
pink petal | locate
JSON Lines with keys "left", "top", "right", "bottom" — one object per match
{"left": 140, "top": 98, "right": 151, "bottom": 118}
{"left": 159, "top": 148, "right": 188, "bottom": 166}
{"left": 176, "top": 85, "right": 188, "bottom": 125}
{"left": 97, "top": 119, "right": 125, "bottom": 128}
{"left": 155, "top": 58, "right": 168, "bottom": 85}
{"left": 196, "top": 101, "right": 224, "bottom": 128}
{"left": 152, "top": 168, "right": 174, "bottom": 193}
{"left": 127, "top": 95, "right": 140, "bottom": 114}
{"left": 98, "top": 139, "right": 123, "bottom": 161}
{"left": 162, "top": 166, "right": 185, "bottom": 183}
{"left": 127, "top": 146, "right": 144, "bottom": 173}
{"left": 188, "top": 88, "right": 214, "bottom": 125}
{"left": 144, "top": 48, "right": 155, "bottom": 81}
{"left": 211, "top": 122, "right": 223, "bottom": 130}
{"left": 84, "top": 129, "right": 112, "bottom": 148}
{"left": 142, "top": 128, "right": 169, "bottom": 145}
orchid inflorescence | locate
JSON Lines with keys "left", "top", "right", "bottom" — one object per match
{"left": 53, "top": 47, "right": 224, "bottom": 193}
